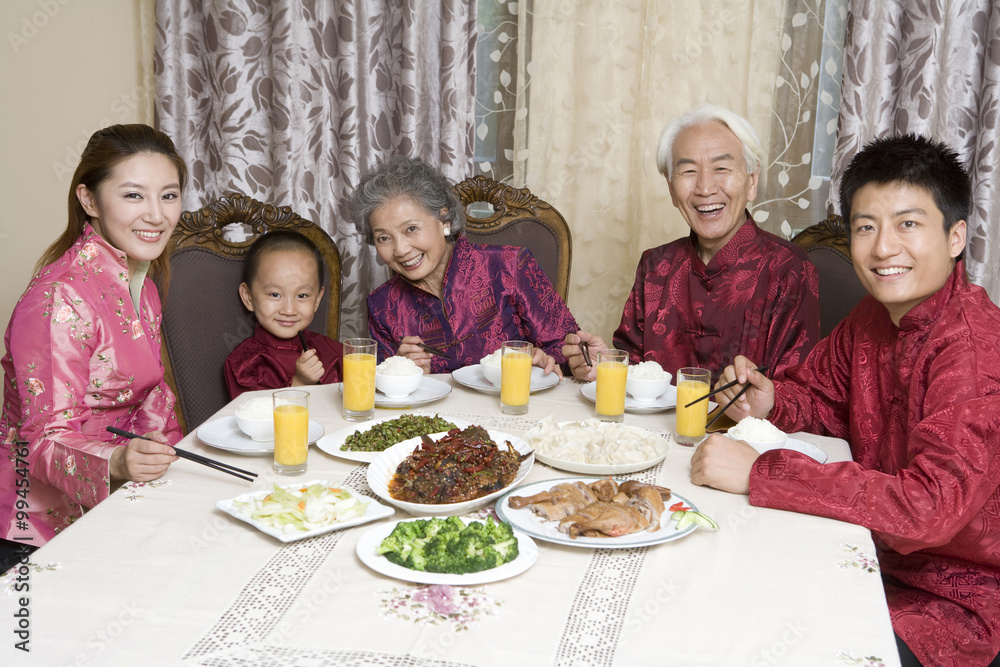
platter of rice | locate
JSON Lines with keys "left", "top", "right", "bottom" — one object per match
{"left": 520, "top": 416, "right": 670, "bottom": 474}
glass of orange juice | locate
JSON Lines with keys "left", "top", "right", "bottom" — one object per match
{"left": 595, "top": 349, "right": 628, "bottom": 422}
{"left": 675, "top": 367, "right": 711, "bottom": 446}
{"left": 273, "top": 389, "right": 309, "bottom": 475}
{"left": 342, "top": 338, "right": 376, "bottom": 422}
{"left": 500, "top": 340, "right": 532, "bottom": 415}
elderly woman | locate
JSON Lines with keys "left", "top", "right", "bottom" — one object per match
{"left": 350, "top": 156, "right": 578, "bottom": 374}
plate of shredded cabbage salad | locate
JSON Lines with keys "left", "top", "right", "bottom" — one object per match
{"left": 217, "top": 481, "right": 394, "bottom": 543}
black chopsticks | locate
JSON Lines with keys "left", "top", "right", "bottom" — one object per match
{"left": 106, "top": 427, "right": 257, "bottom": 482}
{"left": 298, "top": 330, "right": 309, "bottom": 353}
{"left": 418, "top": 342, "right": 452, "bottom": 360}
{"left": 683, "top": 365, "right": 770, "bottom": 408}
{"left": 580, "top": 341, "right": 593, "bottom": 367}
{"left": 704, "top": 365, "right": 771, "bottom": 429}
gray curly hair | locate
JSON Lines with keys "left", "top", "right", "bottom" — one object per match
{"left": 349, "top": 156, "right": 466, "bottom": 244}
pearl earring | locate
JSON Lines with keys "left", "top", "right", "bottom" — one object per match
{"left": 444, "top": 227, "right": 451, "bottom": 236}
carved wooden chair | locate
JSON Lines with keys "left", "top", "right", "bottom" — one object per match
{"left": 791, "top": 214, "right": 868, "bottom": 338}
{"left": 158, "top": 193, "right": 341, "bottom": 433}
{"left": 453, "top": 176, "right": 572, "bottom": 300}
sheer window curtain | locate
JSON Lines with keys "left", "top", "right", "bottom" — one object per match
{"left": 830, "top": 0, "right": 1000, "bottom": 302}
{"left": 154, "top": 1, "right": 477, "bottom": 336}
{"left": 520, "top": 1, "right": 834, "bottom": 341}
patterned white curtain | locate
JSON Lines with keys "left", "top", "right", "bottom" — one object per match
{"left": 831, "top": 0, "right": 1000, "bottom": 301}
{"left": 155, "top": 0, "right": 478, "bottom": 336}
{"left": 522, "top": 1, "right": 836, "bottom": 341}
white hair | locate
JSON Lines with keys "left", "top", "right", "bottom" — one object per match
{"left": 656, "top": 104, "right": 763, "bottom": 178}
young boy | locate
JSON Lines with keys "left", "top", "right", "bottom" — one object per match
{"left": 690, "top": 135, "right": 1000, "bottom": 667}
{"left": 224, "top": 230, "right": 343, "bottom": 398}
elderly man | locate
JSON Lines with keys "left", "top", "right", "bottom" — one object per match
{"left": 693, "top": 135, "right": 1000, "bottom": 667}
{"left": 563, "top": 104, "right": 819, "bottom": 380}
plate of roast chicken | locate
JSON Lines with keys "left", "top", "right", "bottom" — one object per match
{"left": 495, "top": 477, "right": 698, "bottom": 549}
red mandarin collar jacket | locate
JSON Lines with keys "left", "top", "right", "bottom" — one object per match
{"left": 755, "top": 261, "right": 1000, "bottom": 667}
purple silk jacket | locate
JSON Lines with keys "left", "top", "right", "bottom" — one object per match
{"left": 613, "top": 215, "right": 819, "bottom": 380}
{"left": 367, "top": 237, "right": 578, "bottom": 372}
{"left": 753, "top": 263, "right": 1000, "bottom": 667}
{"left": 1, "top": 225, "right": 181, "bottom": 544}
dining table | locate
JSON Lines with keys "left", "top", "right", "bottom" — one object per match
{"left": 1, "top": 373, "right": 901, "bottom": 666}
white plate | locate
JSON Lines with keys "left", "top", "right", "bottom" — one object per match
{"left": 317, "top": 415, "right": 473, "bottom": 463}
{"left": 367, "top": 429, "right": 533, "bottom": 516}
{"left": 215, "top": 481, "right": 394, "bottom": 543}
{"left": 496, "top": 478, "right": 700, "bottom": 549}
{"left": 579, "top": 382, "right": 717, "bottom": 415}
{"left": 742, "top": 436, "right": 829, "bottom": 463}
{"left": 451, "top": 365, "right": 560, "bottom": 394}
{"left": 338, "top": 376, "right": 452, "bottom": 408}
{"left": 197, "top": 416, "right": 324, "bottom": 455}
{"left": 355, "top": 517, "right": 538, "bottom": 585}
{"left": 525, "top": 421, "right": 670, "bottom": 475}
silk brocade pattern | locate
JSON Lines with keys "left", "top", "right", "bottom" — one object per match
{"left": 612, "top": 216, "right": 820, "bottom": 379}
{"left": 0, "top": 225, "right": 181, "bottom": 544}
{"left": 366, "top": 237, "right": 578, "bottom": 372}
{"left": 753, "top": 262, "right": 1000, "bottom": 667}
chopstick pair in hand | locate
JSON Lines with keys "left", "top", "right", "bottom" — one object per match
{"left": 702, "top": 365, "right": 771, "bottom": 429}
{"left": 683, "top": 365, "right": 770, "bottom": 408}
{"left": 580, "top": 341, "right": 593, "bottom": 367}
{"left": 106, "top": 427, "right": 257, "bottom": 483}
{"left": 417, "top": 342, "right": 452, "bottom": 360}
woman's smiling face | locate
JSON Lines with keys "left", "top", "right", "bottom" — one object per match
{"left": 76, "top": 152, "right": 182, "bottom": 278}
{"left": 370, "top": 196, "right": 452, "bottom": 296}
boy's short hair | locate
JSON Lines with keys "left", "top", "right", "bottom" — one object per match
{"left": 840, "top": 134, "right": 971, "bottom": 258}
{"left": 242, "top": 230, "right": 326, "bottom": 288}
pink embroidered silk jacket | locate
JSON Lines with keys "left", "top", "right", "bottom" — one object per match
{"left": 613, "top": 215, "right": 819, "bottom": 380}
{"left": 753, "top": 263, "right": 1000, "bottom": 667}
{"left": 367, "top": 237, "right": 579, "bottom": 372}
{"left": 1, "top": 226, "right": 181, "bottom": 544}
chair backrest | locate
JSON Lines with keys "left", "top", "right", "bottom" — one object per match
{"left": 791, "top": 214, "right": 868, "bottom": 338}
{"left": 453, "top": 176, "right": 572, "bottom": 300}
{"left": 158, "top": 193, "right": 341, "bottom": 433}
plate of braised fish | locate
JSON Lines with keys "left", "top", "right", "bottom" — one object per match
{"left": 495, "top": 477, "right": 699, "bottom": 548}
{"left": 367, "top": 425, "right": 534, "bottom": 516}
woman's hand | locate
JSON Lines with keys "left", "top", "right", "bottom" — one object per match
{"left": 689, "top": 434, "right": 758, "bottom": 494}
{"left": 109, "top": 431, "right": 178, "bottom": 482}
{"left": 532, "top": 348, "right": 563, "bottom": 378}
{"left": 397, "top": 336, "right": 432, "bottom": 374}
{"left": 714, "top": 356, "right": 775, "bottom": 422}
{"left": 561, "top": 331, "right": 606, "bottom": 382}
{"left": 292, "top": 349, "right": 324, "bottom": 386}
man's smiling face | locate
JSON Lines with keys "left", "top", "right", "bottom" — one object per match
{"left": 667, "top": 121, "right": 759, "bottom": 261}
{"left": 849, "top": 180, "right": 966, "bottom": 325}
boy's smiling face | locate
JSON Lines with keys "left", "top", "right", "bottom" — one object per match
{"left": 849, "top": 181, "right": 966, "bottom": 325}
{"left": 239, "top": 248, "right": 324, "bottom": 339}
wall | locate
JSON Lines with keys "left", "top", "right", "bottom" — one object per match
{"left": 0, "top": 0, "right": 151, "bottom": 357}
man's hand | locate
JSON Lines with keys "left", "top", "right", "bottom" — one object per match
{"left": 689, "top": 434, "right": 759, "bottom": 495}
{"left": 714, "top": 355, "right": 775, "bottom": 422}
{"left": 562, "top": 331, "right": 607, "bottom": 381}
{"left": 292, "top": 349, "right": 324, "bottom": 386}
{"left": 110, "top": 431, "right": 178, "bottom": 482}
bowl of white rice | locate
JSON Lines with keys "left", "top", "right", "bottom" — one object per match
{"left": 479, "top": 349, "right": 502, "bottom": 386}
{"left": 375, "top": 356, "right": 423, "bottom": 398}
{"left": 625, "top": 361, "right": 672, "bottom": 402}
{"left": 727, "top": 416, "right": 787, "bottom": 450}
{"left": 235, "top": 397, "right": 274, "bottom": 441}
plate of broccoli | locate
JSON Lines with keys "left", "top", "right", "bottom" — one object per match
{"left": 356, "top": 515, "right": 538, "bottom": 584}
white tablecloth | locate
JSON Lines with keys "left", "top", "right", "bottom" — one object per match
{"left": 1, "top": 375, "right": 900, "bottom": 666}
